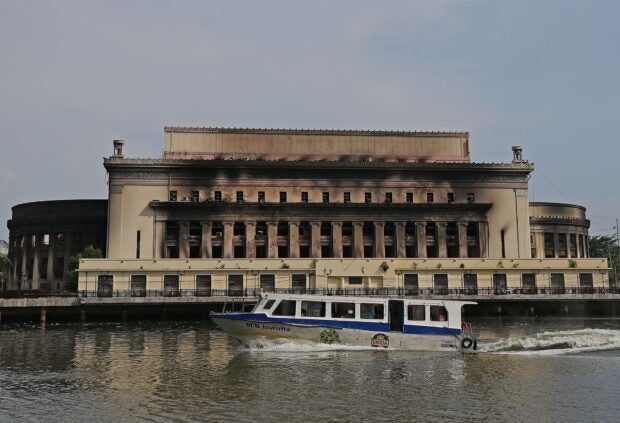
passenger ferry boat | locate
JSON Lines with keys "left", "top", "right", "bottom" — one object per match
{"left": 211, "top": 293, "right": 478, "bottom": 352}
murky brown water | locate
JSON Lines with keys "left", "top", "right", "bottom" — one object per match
{"left": 1, "top": 318, "right": 619, "bottom": 422}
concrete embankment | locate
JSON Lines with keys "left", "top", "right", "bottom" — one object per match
{"left": 0, "top": 295, "right": 619, "bottom": 322}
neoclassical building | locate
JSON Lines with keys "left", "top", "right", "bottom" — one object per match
{"left": 5, "top": 127, "right": 608, "bottom": 293}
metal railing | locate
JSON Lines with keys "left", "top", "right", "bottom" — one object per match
{"left": 3, "top": 287, "right": 620, "bottom": 300}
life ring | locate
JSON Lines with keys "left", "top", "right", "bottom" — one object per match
{"left": 461, "top": 338, "right": 473, "bottom": 349}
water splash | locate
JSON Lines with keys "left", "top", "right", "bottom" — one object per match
{"left": 479, "top": 329, "right": 620, "bottom": 355}
{"left": 240, "top": 338, "right": 374, "bottom": 352}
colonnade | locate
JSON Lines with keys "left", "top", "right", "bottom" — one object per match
{"left": 531, "top": 231, "right": 589, "bottom": 259}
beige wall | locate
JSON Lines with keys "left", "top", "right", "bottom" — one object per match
{"left": 78, "top": 257, "right": 609, "bottom": 291}
{"left": 163, "top": 128, "right": 470, "bottom": 162}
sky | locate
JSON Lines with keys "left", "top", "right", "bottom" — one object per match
{"left": 1, "top": 0, "right": 619, "bottom": 241}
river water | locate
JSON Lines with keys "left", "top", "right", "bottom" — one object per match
{"left": 1, "top": 318, "right": 619, "bottom": 422}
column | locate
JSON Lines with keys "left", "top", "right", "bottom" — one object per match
{"left": 21, "top": 235, "right": 28, "bottom": 288}
{"left": 288, "top": 221, "right": 299, "bottom": 258}
{"left": 178, "top": 222, "right": 189, "bottom": 259}
{"left": 478, "top": 221, "right": 489, "bottom": 258}
{"left": 223, "top": 221, "right": 234, "bottom": 258}
{"left": 47, "top": 234, "right": 56, "bottom": 285}
{"left": 353, "top": 221, "right": 364, "bottom": 258}
{"left": 32, "top": 235, "right": 40, "bottom": 290}
{"left": 12, "top": 238, "right": 19, "bottom": 287}
{"left": 310, "top": 221, "right": 322, "bottom": 258}
{"left": 416, "top": 222, "right": 427, "bottom": 259}
{"left": 155, "top": 221, "right": 165, "bottom": 259}
{"left": 245, "top": 221, "right": 256, "bottom": 259}
{"left": 267, "top": 221, "right": 278, "bottom": 258}
{"left": 436, "top": 222, "right": 447, "bottom": 258}
{"left": 534, "top": 232, "right": 545, "bottom": 259}
{"left": 566, "top": 232, "right": 572, "bottom": 258}
{"left": 395, "top": 221, "right": 406, "bottom": 258}
{"left": 457, "top": 222, "right": 468, "bottom": 258}
{"left": 374, "top": 221, "right": 385, "bottom": 258}
{"left": 201, "top": 222, "right": 212, "bottom": 258}
{"left": 331, "top": 221, "right": 343, "bottom": 259}
{"left": 62, "top": 232, "right": 73, "bottom": 285}
{"left": 553, "top": 232, "right": 560, "bottom": 258}
{"left": 576, "top": 233, "right": 582, "bottom": 258}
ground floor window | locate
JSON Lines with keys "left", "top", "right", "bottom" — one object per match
{"left": 97, "top": 275, "right": 113, "bottom": 297}
{"left": 433, "top": 274, "right": 448, "bottom": 294}
{"left": 228, "top": 274, "right": 243, "bottom": 296}
{"left": 522, "top": 273, "right": 537, "bottom": 294}
{"left": 348, "top": 276, "right": 362, "bottom": 285}
{"left": 260, "top": 274, "right": 275, "bottom": 292}
{"left": 292, "top": 274, "right": 307, "bottom": 292}
{"left": 493, "top": 273, "right": 507, "bottom": 294}
{"left": 163, "top": 275, "right": 180, "bottom": 296}
{"left": 130, "top": 274, "right": 146, "bottom": 297}
{"left": 579, "top": 273, "right": 594, "bottom": 293}
{"left": 404, "top": 274, "right": 418, "bottom": 295}
{"left": 550, "top": 273, "right": 565, "bottom": 293}
{"left": 196, "top": 275, "right": 211, "bottom": 296}
{"left": 463, "top": 273, "right": 478, "bottom": 294}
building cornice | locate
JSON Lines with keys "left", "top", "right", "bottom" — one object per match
{"left": 164, "top": 126, "right": 469, "bottom": 138}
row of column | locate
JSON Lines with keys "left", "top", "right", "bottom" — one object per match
{"left": 531, "top": 232, "right": 588, "bottom": 259}
{"left": 170, "top": 220, "right": 488, "bottom": 259}
{"left": 9, "top": 233, "right": 73, "bottom": 290}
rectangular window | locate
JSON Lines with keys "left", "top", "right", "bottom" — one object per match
{"left": 331, "top": 302, "right": 355, "bottom": 319}
{"left": 169, "top": 191, "right": 177, "bottom": 202}
{"left": 292, "top": 274, "right": 307, "bottom": 292}
{"left": 550, "top": 273, "right": 565, "bottom": 293}
{"left": 301, "top": 301, "right": 326, "bottom": 317}
{"left": 406, "top": 192, "right": 413, "bottom": 204}
{"left": 196, "top": 275, "right": 211, "bottom": 296}
{"left": 280, "top": 192, "right": 287, "bottom": 203}
{"left": 258, "top": 191, "right": 265, "bottom": 203}
{"left": 522, "top": 273, "right": 537, "bottom": 294}
{"left": 214, "top": 191, "right": 222, "bottom": 202}
{"left": 260, "top": 274, "right": 275, "bottom": 292}
{"left": 136, "top": 230, "right": 141, "bottom": 259}
{"left": 191, "top": 190, "right": 199, "bottom": 202}
{"left": 131, "top": 274, "right": 147, "bottom": 297}
{"left": 433, "top": 273, "right": 448, "bottom": 294}
{"left": 273, "top": 299, "right": 296, "bottom": 316}
{"left": 97, "top": 275, "right": 113, "bottom": 297}
{"left": 360, "top": 303, "right": 384, "bottom": 320}
{"left": 236, "top": 191, "right": 244, "bottom": 202}
{"left": 365, "top": 192, "right": 372, "bottom": 204}
{"left": 407, "top": 304, "right": 425, "bottom": 321}
{"left": 348, "top": 276, "right": 362, "bottom": 285}
{"left": 579, "top": 273, "right": 593, "bottom": 288}
{"left": 426, "top": 193, "right": 434, "bottom": 204}
{"left": 404, "top": 274, "right": 419, "bottom": 295}
{"left": 493, "top": 273, "right": 507, "bottom": 294}
{"left": 447, "top": 192, "right": 455, "bottom": 203}
{"left": 301, "top": 192, "right": 308, "bottom": 203}
{"left": 467, "top": 193, "right": 475, "bottom": 203}
{"left": 322, "top": 192, "right": 330, "bottom": 203}
{"left": 385, "top": 192, "right": 392, "bottom": 204}
{"left": 228, "top": 274, "right": 243, "bottom": 296}
{"left": 344, "top": 192, "right": 351, "bottom": 203}
{"left": 463, "top": 273, "right": 478, "bottom": 294}
{"left": 430, "top": 305, "right": 448, "bottom": 322}
{"left": 263, "top": 299, "right": 276, "bottom": 310}
{"left": 163, "top": 274, "right": 180, "bottom": 296}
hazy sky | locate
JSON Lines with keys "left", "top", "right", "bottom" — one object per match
{"left": 1, "top": 1, "right": 619, "bottom": 242}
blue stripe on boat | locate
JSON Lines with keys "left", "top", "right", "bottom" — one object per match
{"left": 212, "top": 312, "right": 461, "bottom": 336}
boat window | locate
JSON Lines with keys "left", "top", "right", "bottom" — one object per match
{"left": 263, "top": 299, "right": 276, "bottom": 310}
{"left": 272, "top": 300, "right": 297, "bottom": 316}
{"left": 301, "top": 301, "right": 326, "bottom": 317}
{"left": 407, "top": 305, "right": 425, "bottom": 321}
{"left": 430, "top": 306, "right": 448, "bottom": 322}
{"left": 360, "top": 303, "right": 384, "bottom": 320}
{"left": 331, "top": 302, "right": 355, "bottom": 319}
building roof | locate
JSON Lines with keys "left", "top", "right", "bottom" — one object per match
{"left": 164, "top": 126, "right": 469, "bottom": 137}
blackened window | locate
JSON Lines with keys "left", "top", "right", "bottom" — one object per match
{"left": 365, "top": 192, "right": 372, "bottom": 204}
{"left": 191, "top": 190, "right": 199, "bottom": 202}
{"left": 214, "top": 191, "right": 222, "bottom": 202}
{"left": 447, "top": 192, "right": 455, "bottom": 203}
{"left": 348, "top": 276, "right": 362, "bottom": 285}
{"left": 322, "top": 192, "right": 329, "bottom": 203}
{"left": 385, "top": 192, "right": 392, "bottom": 203}
{"left": 406, "top": 192, "right": 413, "bottom": 204}
{"left": 236, "top": 191, "right": 244, "bottom": 202}
{"left": 280, "top": 192, "right": 287, "bottom": 203}
{"left": 426, "top": 193, "right": 434, "bottom": 204}
{"left": 169, "top": 191, "right": 177, "bottom": 202}
{"left": 344, "top": 192, "right": 351, "bottom": 203}
{"left": 467, "top": 193, "right": 475, "bottom": 203}
{"left": 258, "top": 191, "right": 265, "bottom": 203}
{"left": 301, "top": 192, "right": 308, "bottom": 203}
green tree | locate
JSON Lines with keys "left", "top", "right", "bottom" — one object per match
{"left": 66, "top": 245, "right": 103, "bottom": 284}
{"left": 589, "top": 235, "right": 619, "bottom": 287}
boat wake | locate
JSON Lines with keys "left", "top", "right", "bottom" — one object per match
{"left": 479, "top": 329, "right": 620, "bottom": 355}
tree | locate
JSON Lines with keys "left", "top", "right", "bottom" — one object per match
{"left": 66, "top": 245, "right": 103, "bottom": 284}
{"left": 589, "top": 235, "right": 620, "bottom": 287}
